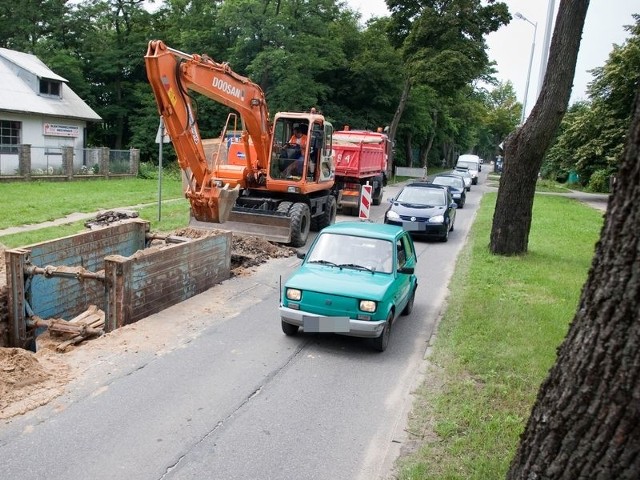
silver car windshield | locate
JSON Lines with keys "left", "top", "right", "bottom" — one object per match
{"left": 306, "top": 233, "right": 394, "bottom": 273}
{"left": 433, "top": 176, "right": 463, "bottom": 188}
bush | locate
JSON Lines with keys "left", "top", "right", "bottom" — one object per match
{"left": 137, "top": 161, "right": 158, "bottom": 179}
{"left": 137, "top": 161, "right": 183, "bottom": 181}
{"left": 587, "top": 169, "right": 610, "bottom": 193}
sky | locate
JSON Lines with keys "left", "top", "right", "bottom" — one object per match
{"left": 345, "top": 0, "right": 638, "bottom": 117}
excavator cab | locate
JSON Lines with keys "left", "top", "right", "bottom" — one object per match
{"left": 268, "top": 116, "right": 333, "bottom": 184}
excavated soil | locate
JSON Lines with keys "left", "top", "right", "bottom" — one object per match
{"left": 0, "top": 227, "right": 296, "bottom": 420}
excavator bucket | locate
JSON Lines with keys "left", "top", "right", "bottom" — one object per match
{"left": 189, "top": 210, "right": 293, "bottom": 244}
{"left": 223, "top": 211, "right": 293, "bottom": 244}
{"left": 187, "top": 184, "right": 240, "bottom": 224}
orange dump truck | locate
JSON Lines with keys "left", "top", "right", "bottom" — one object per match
{"left": 331, "top": 129, "right": 389, "bottom": 214}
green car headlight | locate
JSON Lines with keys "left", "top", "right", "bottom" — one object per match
{"left": 286, "top": 288, "right": 302, "bottom": 301}
{"left": 359, "top": 300, "right": 377, "bottom": 313}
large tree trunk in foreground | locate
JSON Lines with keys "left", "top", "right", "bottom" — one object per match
{"left": 507, "top": 87, "right": 640, "bottom": 479}
{"left": 490, "top": 0, "right": 589, "bottom": 255}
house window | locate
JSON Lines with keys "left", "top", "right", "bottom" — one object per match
{"left": 0, "top": 120, "right": 21, "bottom": 154}
{"left": 39, "top": 78, "right": 61, "bottom": 97}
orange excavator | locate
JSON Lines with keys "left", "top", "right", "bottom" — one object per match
{"left": 144, "top": 40, "right": 337, "bottom": 246}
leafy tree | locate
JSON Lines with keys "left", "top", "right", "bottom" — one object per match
{"left": 542, "top": 15, "right": 640, "bottom": 191}
{"left": 490, "top": 0, "right": 590, "bottom": 255}
{"left": 541, "top": 101, "right": 591, "bottom": 183}
{"left": 481, "top": 81, "right": 520, "bottom": 157}
{"left": 384, "top": 0, "right": 509, "bottom": 172}
{"left": 0, "top": 0, "right": 70, "bottom": 51}
{"left": 507, "top": 79, "right": 640, "bottom": 479}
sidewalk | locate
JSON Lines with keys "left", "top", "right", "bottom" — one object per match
{"left": 0, "top": 199, "right": 182, "bottom": 238}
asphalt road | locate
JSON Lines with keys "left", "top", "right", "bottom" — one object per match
{"left": 0, "top": 172, "right": 490, "bottom": 480}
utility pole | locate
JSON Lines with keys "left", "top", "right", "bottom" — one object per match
{"left": 538, "top": 0, "right": 556, "bottom": 95}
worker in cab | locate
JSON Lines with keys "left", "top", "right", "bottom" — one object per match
{"left": 282, "top": 126, "right": 308, "bottom": 177}
{"left": 288, "top": 126, "right": 307, "bottom": 149}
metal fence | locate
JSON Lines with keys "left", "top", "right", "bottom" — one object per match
{"left": 0, "top": 145, "right": 139, "bottom": 179}
{"left": 395, "top": 166, "right": 428, "bottom": 178}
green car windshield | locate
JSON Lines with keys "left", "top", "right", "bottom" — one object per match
{"left": 306, "top": 233, "right": 394, "bottom": 274}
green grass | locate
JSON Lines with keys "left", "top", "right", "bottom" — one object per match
{"left": 0, "top": 199, "right": 191, "bottom": 248}
{"left": 396, "top": 193, "right": 604, "bottom": 479}
{"left": 0, "top": 177, "right": 184, "bottom": 229}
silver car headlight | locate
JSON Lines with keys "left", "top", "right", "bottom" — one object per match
{"left": 359, "top": 300, "right": 377, "bottom": 313}
{"left": 286, "top": 288, "right": 302, "bottom": 301}
{"left": 428, "top": 215, "right": 445, "bottom": 224}
{"left": 386, "top": 210, "right": 400, "bottom": 220}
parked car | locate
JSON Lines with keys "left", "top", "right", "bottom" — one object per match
{"left": 384, "top": 182, "right": 457, "bottom": 242}
{"left": 451, "top": 167, "right": 472, "bottom": 191}
{"left": 279, "top": 222, "right": 418, "bottom": 351}
{"left": 456, "top": 154, "right": 480, "bottom": 184}
{"left": 430, "top": 174, "right": 466, "bottom": 208}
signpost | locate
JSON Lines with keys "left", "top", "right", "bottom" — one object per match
{"left": 155, "top": 118, "right": 170, "bottom": 221}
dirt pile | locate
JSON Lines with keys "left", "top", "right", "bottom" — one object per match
{"left": 0, "top": 347, "right": 70, "bottom": 419}
{"left": 172, "top": 227, "right": 297, "bottom": 275}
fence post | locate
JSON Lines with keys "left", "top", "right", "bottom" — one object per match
{"left": 100, "top": 147, "right": 110, "bottom": 178}
{"left": 18, "top": 144, "right": 31, "bottom": 179}
{"left": 130, "top": 148, "right": 140, "bottom": 176}
{"left": 62, "top": 146, "right": 74, "bottom": 179}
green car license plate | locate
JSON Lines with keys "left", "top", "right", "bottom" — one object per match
{"left": 303, "top": 315, "right": 350, "bottom": 333}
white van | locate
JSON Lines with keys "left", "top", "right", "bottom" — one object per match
{"left": 456, "top": 154, "right": 480, "bottom": 185}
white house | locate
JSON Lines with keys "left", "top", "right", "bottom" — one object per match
{"left": 0, "top": 47, "right": 101, "bottom": 175}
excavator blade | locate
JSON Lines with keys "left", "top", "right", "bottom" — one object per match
{"left": 188, "top": 184, "right": 240, "bottom": 224}
{"left": 190, "top": 210, "right": 293, "bottom": 244}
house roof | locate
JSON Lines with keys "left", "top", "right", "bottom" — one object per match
{"left": 0, "top": 48, "right": 101, "bottom": 122}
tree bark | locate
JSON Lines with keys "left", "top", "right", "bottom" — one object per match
{"left": 404, "top": 133, "right": 414, "bottom": 167}
{"left": 507, "top": 86, "right": 640, "bottom": 480}
{"left": 490, "top": 0, "right": 589, "bottom": 255}
{"left": 422, "top": 110, "right": 437, "bottom": 168}
{"left": 387, "top": 76, "right": 412, "bottom": 177}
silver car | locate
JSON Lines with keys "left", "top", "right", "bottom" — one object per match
{"left": 451, "top": 168, "right": 472, "bottom": 191}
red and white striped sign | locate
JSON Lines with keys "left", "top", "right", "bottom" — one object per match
{"left": 359, "top": 183, "right": 372, "bottom": 220}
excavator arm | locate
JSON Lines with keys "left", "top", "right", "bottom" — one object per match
{"left": 144, "top": 40, "right": 271, "bottom": 222}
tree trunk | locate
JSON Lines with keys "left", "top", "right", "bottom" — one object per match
{"left": 507, "top": 85, "right": 640, "bottom": 480}
{"left": 404, "top": 133, "right": 414, "bottom": 167}
{"left": 387, "top": 76, "right": 412, "bottom": 177}
{"left": 490, "top": 0, "right": 590, "bottom": 255}
{"left": 422, "top": 111, "right": 437, "bottom": 168}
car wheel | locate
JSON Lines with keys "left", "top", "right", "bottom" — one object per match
{"left": 372, "top": 312, "right": 393, "bottom": 352}
{"left": 281, "top": 320, "right": 299, "bottom": 336}
{"left": 440, "top": 223, "right": 450, "bottom": 242}
{"left": 401, "top": 289, "right": 415, "bottom": 316}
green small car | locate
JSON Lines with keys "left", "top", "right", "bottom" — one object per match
{"left": 279, "top": 222, "right": 418, "bottom": 351}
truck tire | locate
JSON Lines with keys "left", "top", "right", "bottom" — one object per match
{"left": 312, "top": 196, "right": 337, "bottom": 231}
{"left": 276, "top": 201, "right": 293, "bottom": 214}
{"left": 372, "top": 186, "right": 383, "bottom": 206}
{"left": 370, "top": 175, "right": 385, "bottom": 205}
{"left": 289, "top": 202, "right": 311, "bottom": 247}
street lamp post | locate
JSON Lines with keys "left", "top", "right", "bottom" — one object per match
{"left": 515, "top": 12, "right": 537, "bottom": 124}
